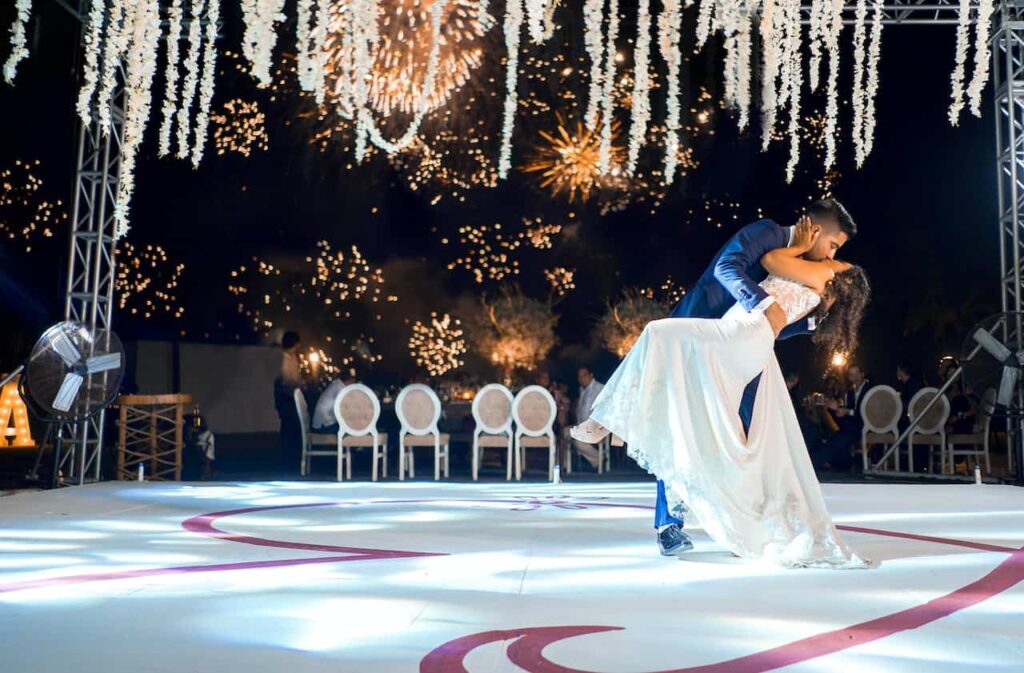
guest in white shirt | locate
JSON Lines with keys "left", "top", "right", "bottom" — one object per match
{"left": 572, "top": 367, "right": 605, "bottom": 469}
{"left": 311, "top": 378, "right": 346, "bottom": 434}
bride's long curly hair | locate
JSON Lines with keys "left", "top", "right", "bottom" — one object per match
{"left": 812, "top": 265, "right": 871, "bottom": 353}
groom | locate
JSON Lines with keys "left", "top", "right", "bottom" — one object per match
{"left": 654, "top": 198, "right": 858, "bottom": 555}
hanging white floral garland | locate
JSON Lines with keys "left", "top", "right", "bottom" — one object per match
{"left": 97, "top": 0, "right": 130, "bottom": 132}
{"left": 860, "top": 0, "right": 883, "bottom": 160}
{"left": 851, "top": 0, "right": 868, "bottom": 166}
{"left": 525, "top": 0, "right": 558, "bottom": 43}
{"left": 583, "top": 0, "right": 606, "bottom": 128}
{"left": 350, "top": 0, "right": 380, "bottom": 161}
{"left": 2, "top": 0, "right": 32, "bottom": 84}
{"left": 240, "top": 0, "right": 287, "bottom": 88}
{"left": 191, "top": 0, "right": 221, "bottom": 166}
{"left": 807, "top": 0, "right": 825, "bottom": 93}
{"left": 499, "top": 0, "right": 525, "bottom": 177}
{"left": 783, "top": 0, "right": 803, "bottom": 182}
{"left": 296, "top": 0, "right": 332, "bottom": 104}
{"left": 695, "top": 0, "right": 716, "bottom": 49}
{"left": 176, "top": 0, "right": 206, "bottom": 158}
{"left": 717, "top": 0, "right": 754, "bottom": 132}
{"left": 968, "top": 0, "right": 996, "bottom": 117}
{"left": 114, "top": 0, "right": 162, "bottom": 239}
{"left": 597, "top": 0, "right": 621, "bottom": 172}
{"left": 949, "top": 0, "right": 971, "bottom": 125}
{"left": 657, "top": 0, "right": 683, "bottom": 183}
{"left": 627, "top": 0, "right": 652, "bottom": 173}
{"left": 759, "top": 0, "right": 782, "bottom": 151}
{"left": 823, "top": 0, "right": 843, "bottom": 170}
{"left": 158, "top": 0, "right": 184, "bottom": 157}
{"left": 75, "top": 0, "right": 108, "bottom": 125}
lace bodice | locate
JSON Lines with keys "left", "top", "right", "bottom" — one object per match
{"left": 721, "top": 275, "right": 820, "bottom": 325}
{"left": 760, "top": 275, "right": 821, "bottom": 324}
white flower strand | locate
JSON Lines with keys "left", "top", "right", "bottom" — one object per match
{"left": 807, "top": 0, "right": 824, "bottom": 93}
{"left": 627, "top": 0, "right": 652, "bottom": 173}
{"left": 860, "top": 0, "right": 883, "bottom": 159}
{"left": 191, "top": 0, "right": 221, "bottom": 166}
{"left": 597, "top": 0, "right": 621, "bottom": 172}
{"left": 525, "top": 0, "right": 558, "bottom": 43}
{"left": 851, "top": 0, "right": 867, "bottom": 166}
{"left": 296, "top": 0, "right": 332, "bottom": 104}
{"left": 296, "top": 0, "right": 315, "bottom": 90}
{"left": 97, "top": 0, "right": 129, "bottom": 133}
{"left": 158, "top": 0, "right": 184, "bottom": 157}
{"left": 759, "top": 0, "right": 782, "bottom": 151}
{"left": 823, "top": 0, "right": 843, "bottom": 170}
{"left": 782, "top": 0, "right": 802, "bottom": 182}
{"left": 968, "top": 0, "right": 996, "bottom": 117}
{"left": 75, "top": 0, "right": 108, "bottom": 125}
{"left": 658, "top": 0, "right": 683, "bottom": 183}
{"left": 583, "top": 0, "right": 605, "bottom": 128}
{"left": 240, "top": 0, "right": 287, "bottom": 88}
{"left": 718, "top": 0, "right": 754, "bottom": 131}
{"left": 175, "top": 0, "right": 205, "bottom": 159}
{"left": 360, "top": 0, "right": 448, "bottom": 155}
{"left": 350, "top": 0, "right": 381, "bottom": 162}
{"left": 114, "top": 0, "right": 162, "bottom": 239}
{"left": 499, "top": 0, "right": 525, "bottom": 178}
{"left": 695, "top": 0, "right": 715, "bottom": 49}
{"left": 949, "top": 0, "right": 971, "bottom": 125}
{"left": 2, "top": 0, "right": 32, "bottom": 84}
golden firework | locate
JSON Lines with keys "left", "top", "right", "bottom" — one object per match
{"left": 408, "top": 312, "right": 467, "bottom": 377}
{"left": 522, "top": 115, "right": 628, "bottom": 203}
{"left": 323, "top": 0, "right": 492, "bottom": 118}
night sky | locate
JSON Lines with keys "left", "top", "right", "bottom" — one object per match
{"left": 0, "top": 2, "right": 1000, "bottom": 392}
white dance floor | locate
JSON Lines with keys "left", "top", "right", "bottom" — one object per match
{"left": 0, "top": 480, "right": 1022, "bottom": 672}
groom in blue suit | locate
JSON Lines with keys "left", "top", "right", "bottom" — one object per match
{"left": 655, "top": 198, "right": 858, "bottom": 555}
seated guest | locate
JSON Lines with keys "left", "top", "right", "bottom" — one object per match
{"left": 946, "top": 375, "right": 976, "bottom": 434}
{"left": 571, "top": 366, "right": 605, "bottom": 470}
{"left": 311, "top": 378, "right": 346, "bottom": 434}
{"left": 895, "top": 362, "right": 924, "bottom": 422}
{"left": 817, "top": 364, "right": 873, "bottom": 471}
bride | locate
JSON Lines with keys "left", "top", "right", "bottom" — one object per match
{"left": 572, "top": 230, "right": 873, "bottom": 569}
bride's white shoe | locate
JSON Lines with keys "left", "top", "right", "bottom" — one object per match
{"left": 570, "top": 417, "right": 611, "bottom": 444}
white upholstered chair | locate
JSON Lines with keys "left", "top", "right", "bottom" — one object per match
{"left": 908, "top": 387, "right": 951, "bottom": 474}
{"left": 332, "top": 383, "right": 388, "bottom": 481}
{"left": 471, "top": 383, "right": 514, "bottom": 481}
{"left": 294, "top": 388, "right": 338, "bottom": 476}
{"left": 859, "top": 385, "right": 903, "bottom": 471}
{"left": 512, "top": 385, "right": 557, "bottom": 481}
{"left": 395, "top": 384, "right": 450, "bottom": 480}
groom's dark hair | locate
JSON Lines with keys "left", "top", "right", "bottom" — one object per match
{"left": 808, "top": 198, "right": 857, "bottom": 238}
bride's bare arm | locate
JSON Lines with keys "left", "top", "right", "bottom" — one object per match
{"left": 761, "top": 248, "right": 833, "bottom": 293}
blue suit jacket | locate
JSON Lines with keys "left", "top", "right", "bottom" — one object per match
{"left": 670, "top": 218, "right": 812, "bottom": 340}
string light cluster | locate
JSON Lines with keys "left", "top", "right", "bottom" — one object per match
{"left": 115, "top": 241, "right": 187, "bottom": 320}
{"left": 0, "top": 159, "right": 64, "bottom": 253}
{"left": 408, "top": 312, "right": 467, "bottom": 377}
{"left": 211, "top": 98, "right": 270, "bottom": 157}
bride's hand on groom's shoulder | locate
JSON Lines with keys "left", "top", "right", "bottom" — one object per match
{"left": 792, "top": 215, "right": 821, "bottom": 252}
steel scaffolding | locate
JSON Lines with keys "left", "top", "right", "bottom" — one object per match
{"left": 58, "top": 0, "right": 123, "bottom": 484}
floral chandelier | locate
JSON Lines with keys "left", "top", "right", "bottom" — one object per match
{"left": 1, "top": 0, "right": 996, "bottom": 237}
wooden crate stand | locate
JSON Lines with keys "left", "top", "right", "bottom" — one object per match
{"left": 115, "top": 394, "right": 193, "bottom": 481}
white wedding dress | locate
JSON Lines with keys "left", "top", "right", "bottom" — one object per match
{"left": 589, "top": 275, "right": 871, "bottom": 569}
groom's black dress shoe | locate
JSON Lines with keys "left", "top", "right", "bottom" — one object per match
{"left": 657, "top": 524, "right": 693, "bottom": 556}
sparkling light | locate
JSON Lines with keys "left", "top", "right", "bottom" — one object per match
{"left": 211, "top": 98, "right": 270, "bottom": 157}
{"left": 0, "top": 159, "right": 65, "bottom": 253}
{"left": 408, "top": 312, "right": 467, "bottom": 377}
{"left": 115, "top": 241, "right": 187, "bottom": 321}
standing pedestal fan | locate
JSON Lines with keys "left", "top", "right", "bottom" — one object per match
{"left": 0, "top": 321, "right": 124, "bottom": 486}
